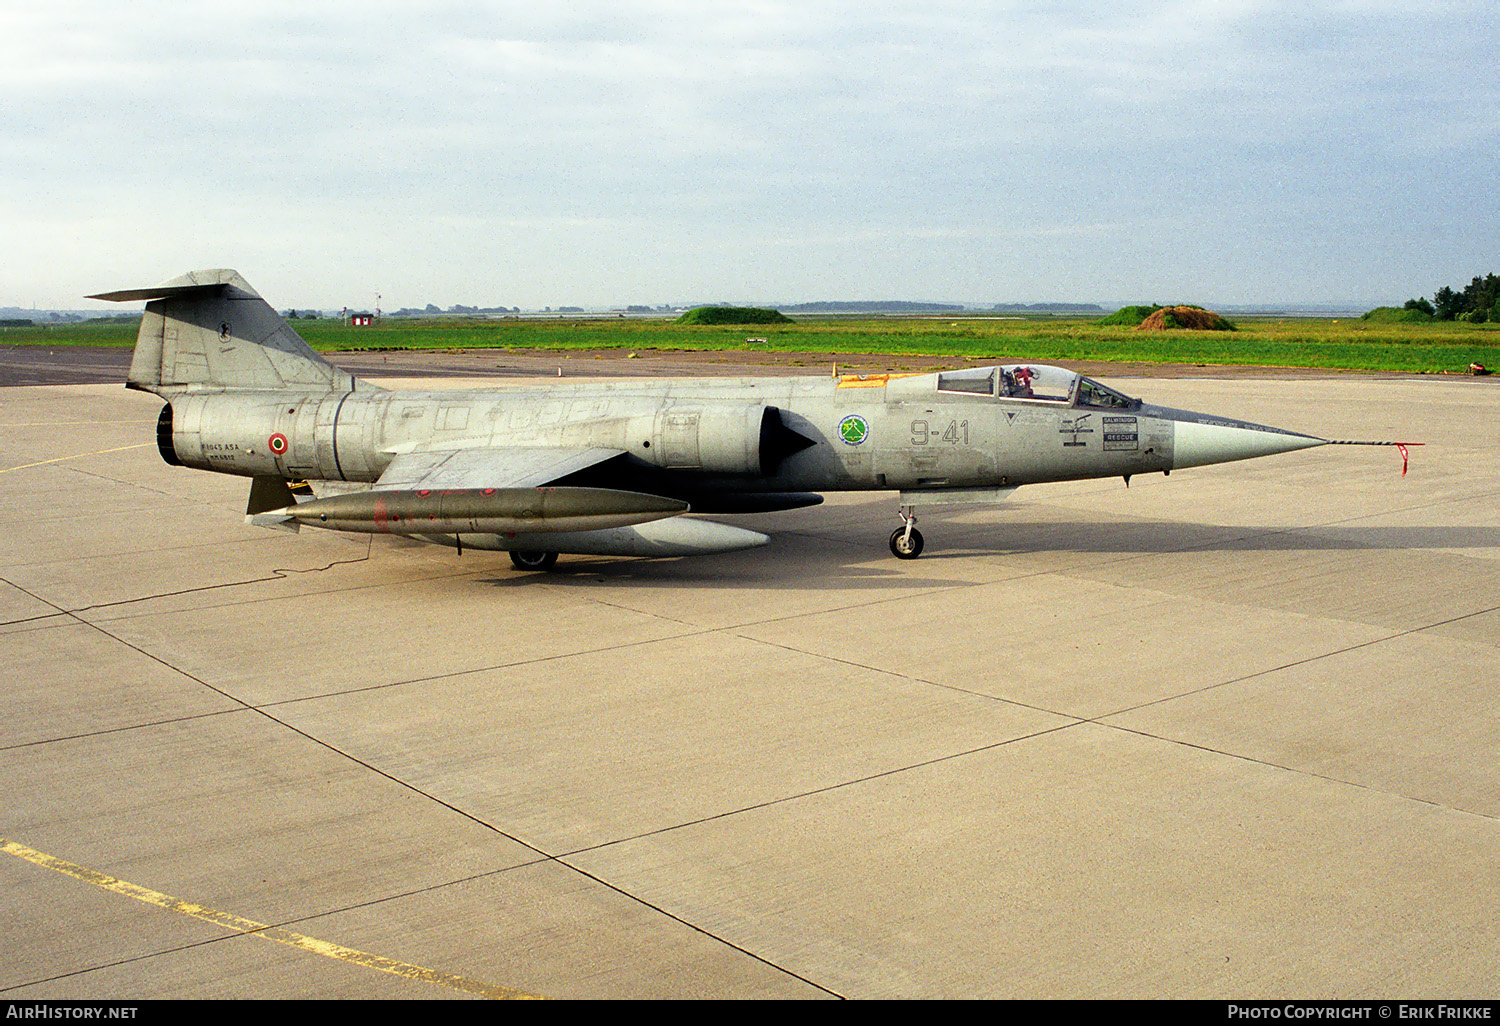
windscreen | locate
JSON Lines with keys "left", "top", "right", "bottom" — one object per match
{"left": 1075, "top": 377, "right": 1140, "bottom": 409}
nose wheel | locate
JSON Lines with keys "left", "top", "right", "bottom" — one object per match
{"left": 889, "top": 507, "right": 924, "bottom": 559}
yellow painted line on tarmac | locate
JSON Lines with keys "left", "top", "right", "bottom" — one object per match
{"left": 2, "top": 837, "right": 542, "bottom": 1000}
{"left": 0, "top": 443, "right": 152, "bottom": 474}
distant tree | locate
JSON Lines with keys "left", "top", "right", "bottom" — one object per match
{"left": 1427, "top": 274, "right": 1499, "bottom": 320}
{"left": 1403, "top": 297, "right": 1435, "bottom": 316}
{"left": 1461, "top": 274, "right": 1500, "bottom": 318}
{"left": 1432, "top": 286, "right": 1462, "bottom": 320}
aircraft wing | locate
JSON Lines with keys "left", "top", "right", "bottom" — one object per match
{"left": 265, "top": 446, "right": 685, "bottom": 536}
{"left": 374, "top": 446, "right": 627, "bottom": 490}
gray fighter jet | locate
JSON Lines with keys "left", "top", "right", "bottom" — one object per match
{"left": 92, "top": 269, "right": 1388, "bottom": 568}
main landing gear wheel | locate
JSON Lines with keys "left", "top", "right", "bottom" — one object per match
{"left": 889, "top": 526, "right": 924, "bottom": 559}
{"left": 509, "top": 550, "right": 559, "bottom": 571}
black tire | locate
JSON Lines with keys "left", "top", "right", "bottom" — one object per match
{"left": 509, "top": 550, "right": 559, "bottom": 571}
{"left": 889, "top": 526, "right": 924, "bottom": 559}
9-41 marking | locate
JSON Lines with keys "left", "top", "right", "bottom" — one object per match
{"left": 910, "top": 419, "right": 969, "bottom": 446}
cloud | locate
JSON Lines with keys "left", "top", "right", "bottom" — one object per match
{"left": 6, "top": 1, "right": 1499, "bottom": 307}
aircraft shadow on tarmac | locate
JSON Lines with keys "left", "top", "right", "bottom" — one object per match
{"left": 917, "top": 518, "right": 1497, "bottom": 555}
{"left": 467, "top": 517, "right": 1491, "bottom": 590}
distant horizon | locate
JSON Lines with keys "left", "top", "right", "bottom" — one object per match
{"left": 15, "top": 296, "right": 1387, "bottom": 321}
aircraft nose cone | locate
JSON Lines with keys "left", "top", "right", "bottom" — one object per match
{"left": 1172, "top": 419, "right": 1326, "bottom": 470}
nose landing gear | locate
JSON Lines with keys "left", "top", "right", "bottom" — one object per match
{"left": 889, "top": 506, "right": 924, "bottom": 559}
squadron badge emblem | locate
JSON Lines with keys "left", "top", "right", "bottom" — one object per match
{"left": 838, "top": 415, "right": 869, "bottom": 446}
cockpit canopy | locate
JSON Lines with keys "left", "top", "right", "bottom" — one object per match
{"left": 935, "top": 364, "right": 1139, "bottom": 409}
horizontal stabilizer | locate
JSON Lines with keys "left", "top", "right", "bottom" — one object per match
{"left": 87, "top": 282, "right": 229, "bottom": 303}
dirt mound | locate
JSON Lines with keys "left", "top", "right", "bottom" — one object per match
{"left": 1137, "top": 305, "right": 1236, "bottom": 331}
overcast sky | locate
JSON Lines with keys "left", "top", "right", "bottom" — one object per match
{"left": 5, "top": 1, "right": 1497, "bottom": 310}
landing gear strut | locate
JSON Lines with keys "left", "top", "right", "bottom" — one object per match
{"left": 509, "top": 550, "right": 559, "bottom": 571}
{"left": 889, "top": 506, "right": 924, "bottom": 559}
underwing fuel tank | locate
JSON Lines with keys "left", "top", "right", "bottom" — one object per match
{"left": 428, "top": 517, "right": 771, "bottom": 557}
{"left": 279, "top": 486, "right": 689, "bottom": 535}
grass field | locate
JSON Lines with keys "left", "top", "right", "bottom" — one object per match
{"left": 7, "top": 314, "right": 1499, "bottom": 374}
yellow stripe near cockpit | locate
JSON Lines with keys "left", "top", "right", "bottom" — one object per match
{"left": 835, "top": 373, "right": 924, "bottom": 388}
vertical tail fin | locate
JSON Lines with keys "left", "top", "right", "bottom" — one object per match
{"left": 89, "top": 269, "right": 374, "bottom": 396}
